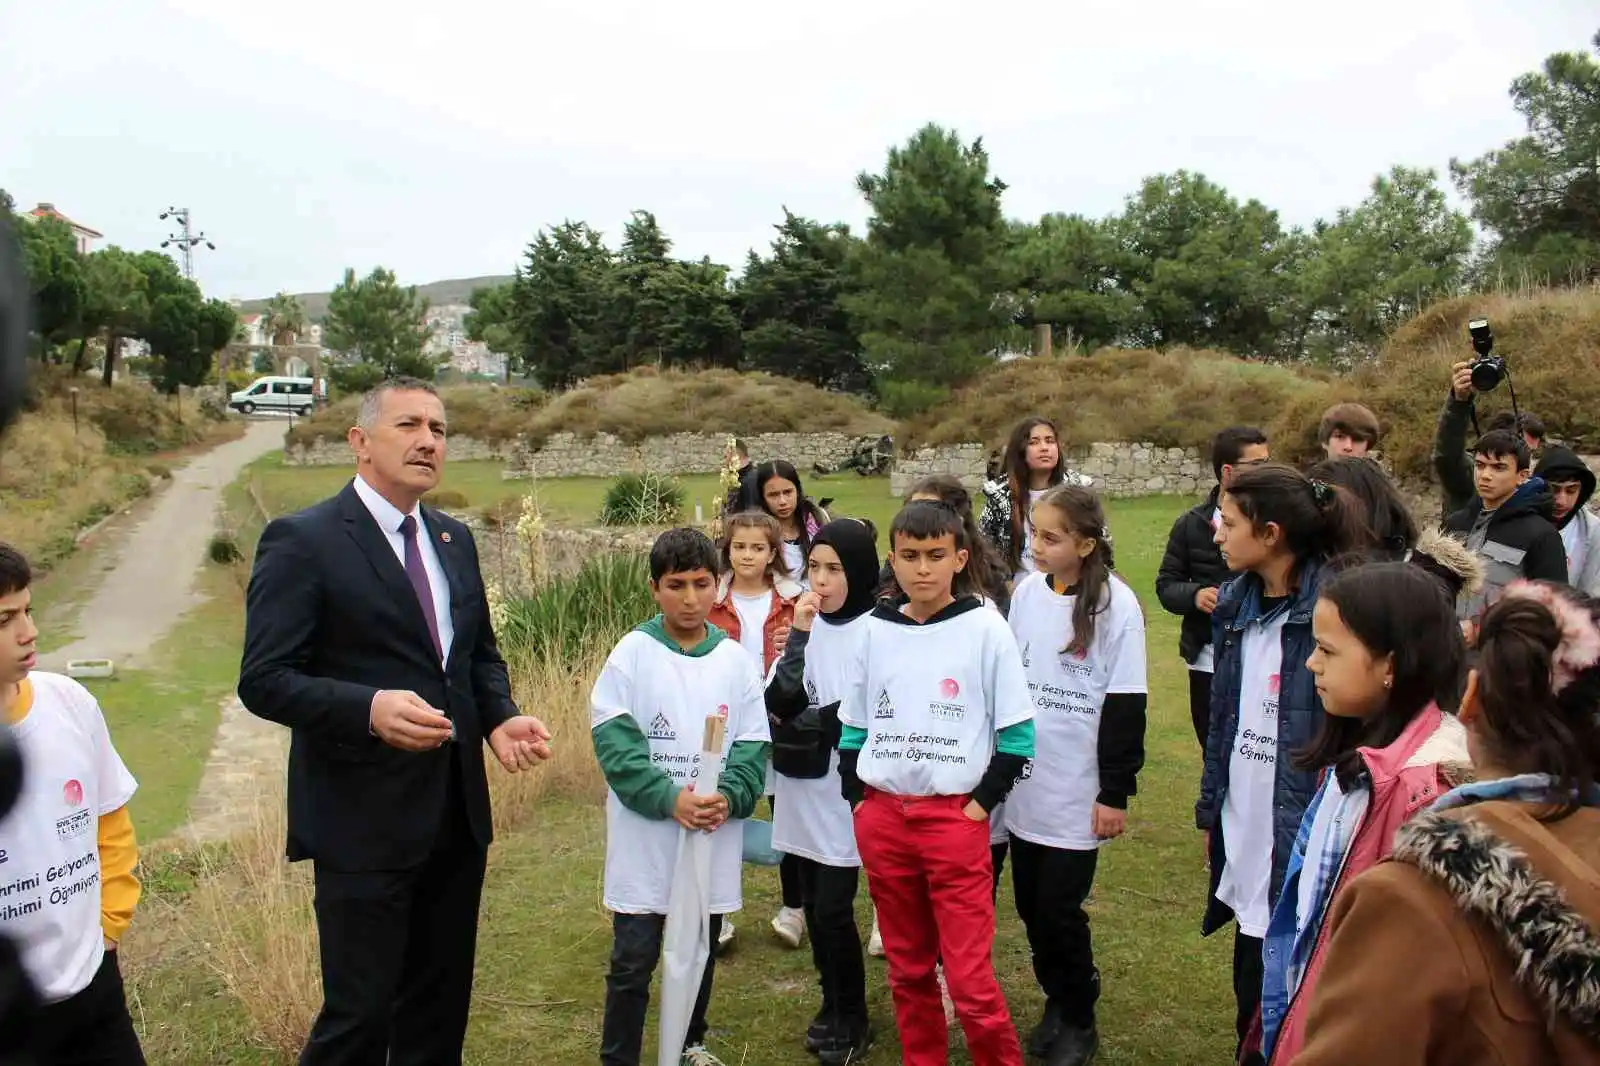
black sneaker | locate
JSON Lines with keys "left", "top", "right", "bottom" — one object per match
{"left": 818, "top": 1021, "right": 873, "bottom": 1065}
{"left": 1027, "top": 1002, "right": 1064, "bottom": 1058}
{"left": 804, "top": 1010, "right": 834, "bottom": 1055}
{"left": 1043, "top": 1026, "right": 1098, "bottom": 1066}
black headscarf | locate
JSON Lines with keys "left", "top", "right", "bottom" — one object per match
{"left": 810, "top": 518, "right": 879, "bottom": 622}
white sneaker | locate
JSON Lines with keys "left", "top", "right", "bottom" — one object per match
{"left": 867, "top": 914, "right": 884, "bottom": 957}
{"left": 715, "top": 919, "right": 736, "bottom": 955}
{"left": 937, "top": 964, "right": 956, "bottom": 1026}
{"left": 770, "top": 906, "right": 805, "bottom": 948}
{"left": 681, "top": 1045, "right": 725, "bottom": 1066}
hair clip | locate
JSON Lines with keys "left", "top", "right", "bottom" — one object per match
{"left": 1308, "top": 478, "right": 1333, "bottom": 506}
{"left": 1499, "top": 581, "right": 1600, "bottom": 693}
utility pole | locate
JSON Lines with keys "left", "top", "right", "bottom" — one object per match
{"left": 158, "top": 207, "right": 215, "bottom": 280}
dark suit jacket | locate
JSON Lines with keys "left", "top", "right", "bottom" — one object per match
{"left": 238, "top": 482, "right": 518, "bottom": 871}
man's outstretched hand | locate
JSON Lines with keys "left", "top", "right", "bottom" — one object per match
{"left": 489, "top": 715, "right": 553, "bottom": 772}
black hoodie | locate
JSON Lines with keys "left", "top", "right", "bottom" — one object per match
{"left": 1533, "top": 445, "right": 1596, "bottom": 531}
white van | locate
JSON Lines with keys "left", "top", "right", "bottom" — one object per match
{"left": 229, "top": 376, "right": 315, "bottom": 416}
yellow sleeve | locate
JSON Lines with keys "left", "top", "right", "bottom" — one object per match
{"left": 97, "top": 805, "right": 141, "bottom": 944}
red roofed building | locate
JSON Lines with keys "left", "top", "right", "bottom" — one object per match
{"left": 26, "top": 202, "right": 103, "bottom": 255}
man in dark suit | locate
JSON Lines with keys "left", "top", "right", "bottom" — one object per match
{"left": 239, "top": 377, "right": 551, "bottom": 1066}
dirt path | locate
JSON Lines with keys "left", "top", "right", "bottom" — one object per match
{"left": 178, "top": 694, "right": 286, "bottom": 844}
{"left": 38, "top": 419, "right": 286, "bottom": 672}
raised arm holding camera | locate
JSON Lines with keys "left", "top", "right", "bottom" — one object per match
{"left": 1431, "top": 320, "right": 1545, "bottom": 520}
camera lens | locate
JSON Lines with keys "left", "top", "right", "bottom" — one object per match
{"left": 1471, "top": 357, "right": 1504, "bottom": 392}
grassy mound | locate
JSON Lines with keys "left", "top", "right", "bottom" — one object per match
{"left": 285, "top": 383, "right": 546, "bottom": 447}
{"left": 904, "top": 287, "right": 1600, "bottom": 479}
{"left": 1356, "top": 288, "right": 1600, "bottom": 477}
{"left": 902, "top": 348, "right": 1331, "bottom": 454}
{"left": 285, "top": 367, "right": 892, "bottom": 448}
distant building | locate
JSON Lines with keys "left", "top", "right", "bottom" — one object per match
{"left": 449, "top": 342, "right": 505, "bottom": 379}
{"left": 24, "top": 202, "right": 103, "bottom": 254}
{"left": 425, "top": 303, "right": 472, "bottom": 355}
{"left": 236, "top": 313, "right": 270, "bottom": 347}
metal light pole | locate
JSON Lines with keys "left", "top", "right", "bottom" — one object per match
{"left": 158, "top": 207, "right": 215, "bottom": 280}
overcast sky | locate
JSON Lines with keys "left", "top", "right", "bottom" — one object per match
{"left": 4, "top": 1, "right": 1595, "bottom": 302}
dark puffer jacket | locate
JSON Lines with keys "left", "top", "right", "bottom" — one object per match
{"left": 1155, "top": 486, "right": 1228, "bottom": 664}
{"left": 1443, "top": 478, "right": 1567, "bottom": 620}
{"left": 1197, "top": 562, "right": 1328, "bottom": 936}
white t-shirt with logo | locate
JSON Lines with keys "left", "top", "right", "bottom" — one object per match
{"left": 730, "top": 590, "right": 770, "bottom": 668}
{"left": 841, "top": 602, "right": 1035, "bottom": 797}
{"left": 0, "top": 672, "right": 137, "bottom": 1003}
{"left": 1005, "top": 572, "right": 1147, "bottom": 850}
{"left": 591, "top": 633, "right": 770, "bottom": 915}
{"left": 1016, "top": 488, "right": 1049, "bottom": 578}
{"left": 773, "top": 613, "right": 870, "bottom": 867}
{"left": 1189, "top": 508, "right": 1224, "bottom": 674}
{"left": 1216, "top": 608, "right": 1287, "bottom": 937}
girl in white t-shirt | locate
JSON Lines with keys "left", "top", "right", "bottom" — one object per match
{"left": 1199, "top": 464, "right": 1365, "bottom": 1065}
{"left": 764, "top": 518, "right": 880, "bottom": 1064}
{"left": 840, "top": 500, "right": 1035, "bottom": 1066}
{"left": 704, "top": 510, "right": 803, "bottom": 952}
{"left": 1005, "top": 485, "right": 1147, "bottom": 1065}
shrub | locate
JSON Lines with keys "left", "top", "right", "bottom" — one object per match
{"left": 422, "top": 488, "right": 470, "bottom": 510}
{"left": 498, "top": 553, "right": 655, "bottom": 662}
{"left": 599, "top": 474, "right": 684, "bottom": 527}
{"left": 208, "top": 532, "right": 244, "bottom": 565}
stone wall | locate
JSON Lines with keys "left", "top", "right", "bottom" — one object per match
{"left": 503, "top": 431, "right": 876, "bottom": 479}
{"left": 284, "top": 435, "right": 510, "bottom": 466}
{"left": 890, "top": 441, "right": 1211, "bottom": 499}
{"left": 284, "top": 430, "right": 878, "bottom": 476}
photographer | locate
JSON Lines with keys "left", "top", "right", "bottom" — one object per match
{"left": 1432, "top": 360, "right": 1545, "bottom": 519}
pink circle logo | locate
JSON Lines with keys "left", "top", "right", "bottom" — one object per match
{"left": 1267, "top": 674, "right": 1281, "bottom": 696}
{"left": 716, "top": 704, "right": 730, "bottom": 720}
{"left": 62, "top": 780, "right": 84, "bottom": 807}
{"left": 939, "top": 678, "right": 960, "bottom": 699}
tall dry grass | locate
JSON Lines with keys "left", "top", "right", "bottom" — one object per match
{"left": 0, "top": 412, "right": 152, "bottom": 563}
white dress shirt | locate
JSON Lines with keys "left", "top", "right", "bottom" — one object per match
{"left": 352, "top": 474, "right": 455, "bottom": 663}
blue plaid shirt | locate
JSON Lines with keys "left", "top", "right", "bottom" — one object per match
{"left": 1260, "top": 771, "right": 1369, "bottom": 1058}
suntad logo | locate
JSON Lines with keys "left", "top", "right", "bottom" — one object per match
{"left": 1021, "top": 642, "right": 1031, "bottom": 669}
{"left": 806, "top": 678, "right": 820, "bottom": 709}
{"left": 647, "top": 713, "right": 677, "bottom": 741}
{"left": 874, "top": 690, "right": 895, "bottom": 720}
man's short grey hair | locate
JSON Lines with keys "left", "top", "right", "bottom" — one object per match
{"left": 357, "top": 377, "right": 441, "bottom": 430}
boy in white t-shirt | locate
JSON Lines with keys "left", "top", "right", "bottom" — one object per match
{"left": 0, "top": 543, "right": 144, "bottom": 1065}
{"left": 840, "top": 501, "right": 1035, "bottom": 1066}
{"left": 589, "top": 529, "right": 770, "bottom": 1066}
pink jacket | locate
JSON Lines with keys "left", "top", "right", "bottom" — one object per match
{"left": 1268, "top": 706, "right": 1471, "bottom": 1064}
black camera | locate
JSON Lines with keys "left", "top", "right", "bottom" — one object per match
{"left": 1468, "top": 318, "right": 1507, "bottom": 392}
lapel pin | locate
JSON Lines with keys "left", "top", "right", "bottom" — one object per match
{"left": 441, "top": 531, "right": 452, "bottom": 543}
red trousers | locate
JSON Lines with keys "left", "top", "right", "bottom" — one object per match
{"left": 855, "top": 789, "right": 1023, "bottom": 1066}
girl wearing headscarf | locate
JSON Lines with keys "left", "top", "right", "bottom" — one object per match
{"left": 765, "top": 519, "right": 881, "bottom": 1064}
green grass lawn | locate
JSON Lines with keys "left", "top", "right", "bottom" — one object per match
{"left": 127, "top": 491, "right": 1237, "bottom": 1065}
{"left": 243, "top": 452, "right": 904, "bottom": 532}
